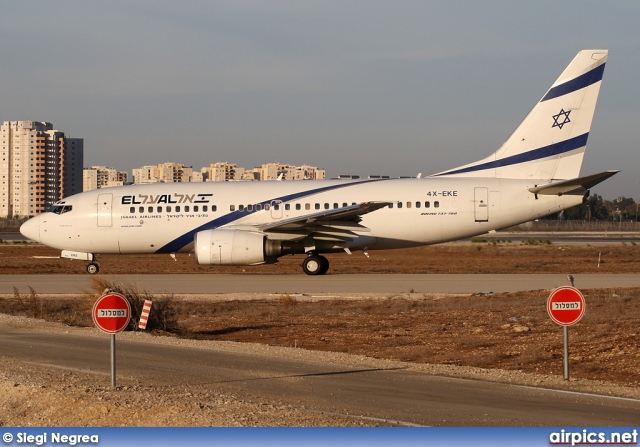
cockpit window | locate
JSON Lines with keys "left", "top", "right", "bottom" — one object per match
{"left": 48, "top": 204, "right": 72, "bottom": 214}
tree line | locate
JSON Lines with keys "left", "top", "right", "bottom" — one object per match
{"left": 551, "top": 195, "right": 638, "bottom": 222}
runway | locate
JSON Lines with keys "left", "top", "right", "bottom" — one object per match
{"left": 3, "top": 273, "right": 640, "bottom": 295}
{"left": 1, "top": 322, "right": 639, "bottom": 426}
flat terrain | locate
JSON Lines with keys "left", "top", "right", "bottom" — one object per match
{"left": 1, "top": 240, "right": 640, "bottom": 426}
{"left": 1, "top": 240, "right": 639, "bottom": 274}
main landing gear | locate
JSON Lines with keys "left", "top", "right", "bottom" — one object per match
{"left": 302, "top": 253, "right": 329, "bottom": 275}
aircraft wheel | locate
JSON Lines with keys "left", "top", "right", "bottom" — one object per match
{"left": 302, "top": 255, "right": 329, "bottom": 275}
{"left": 318, "top": 255, "right": 330, "bottom": 275}
{"left": 86, "top": 263, "right": 100, "bottom": 274}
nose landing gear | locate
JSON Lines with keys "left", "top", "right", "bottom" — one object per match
{"left": 61, "top": 250, "right": 100, "bottom": 274}
{"left": 86, "top": 262, "right": 100, "bottom": 274}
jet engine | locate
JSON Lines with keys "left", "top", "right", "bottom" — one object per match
{"left": 194, "top": 229, "right": 282, "bottom": 265}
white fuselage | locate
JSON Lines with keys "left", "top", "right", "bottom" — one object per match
{"left": 23, "top": 177, "right": 581, "bottom": 256}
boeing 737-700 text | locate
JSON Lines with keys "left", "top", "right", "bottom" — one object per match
{"left": 20, "top": 50, "right": 618, "bottom": 275}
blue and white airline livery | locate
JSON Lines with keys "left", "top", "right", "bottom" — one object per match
{"left": 21, "top": 50, "right": 618, "bottom": 275}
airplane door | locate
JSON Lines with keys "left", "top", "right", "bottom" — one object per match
{"left": 474, "top": 187, "right": 489, "bottom": 222}
{"left": 270, "top": 200, "right": 283, "bottom": 219}
{"left": 97, "top": 193, "right": 113, "bottom": 227}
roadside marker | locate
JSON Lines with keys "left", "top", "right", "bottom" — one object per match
{"left": 138, "top": 300, "right": 153, "bottom": 330}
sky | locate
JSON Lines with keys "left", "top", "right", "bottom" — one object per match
{"left": 1, "top": 0, "right": 638, "bottom": 199}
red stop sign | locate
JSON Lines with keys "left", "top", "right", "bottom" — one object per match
{"left": 92, "top": 292, "right": 131, "bottom": 334}
{"left": 547, "top": 286, "right": 585, "bottom": 326}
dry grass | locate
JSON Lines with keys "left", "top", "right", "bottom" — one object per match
{"left": 87, "top": 276, "right": 180, "bottom": 333}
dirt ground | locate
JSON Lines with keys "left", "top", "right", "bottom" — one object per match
{"left": 1, "top": 240, "right": 639, "bottom": 274}
{"left": 2, "top": 241, "right": 640, "bottom": 386}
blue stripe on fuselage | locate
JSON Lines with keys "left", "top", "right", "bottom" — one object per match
{"left": 155, "top": 178, "right": 391, "bottom": 253}
{"left": 433, "top": 133, "right": 588, "bottom": 177}
{"left": 541, "top": 63, "right": 605, "bottom": 102}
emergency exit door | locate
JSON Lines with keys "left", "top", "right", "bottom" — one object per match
{"left": 474, "top": 187, "right": 489, "bottom": 222}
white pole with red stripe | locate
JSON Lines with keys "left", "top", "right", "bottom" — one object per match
{"left": 138, "top": 300, "right": 153, "bottom": 330}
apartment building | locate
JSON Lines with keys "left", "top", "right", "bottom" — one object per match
{"left": 131, "top": 161, "right": 325, "bottom": 184}
{"left": 259, "top": 163, "right": 325, "bottom": 180}
{"left": 204, "top": 162, "right": 245, "bottom": 181}
{"left": 83, "top": 166, "right": 128, "bottom": 191}
{"left": 132, "top": 162, "right": 193, "bottom": 184}
{"left": 0, "top": 121, "right": 83, "bottom": 217}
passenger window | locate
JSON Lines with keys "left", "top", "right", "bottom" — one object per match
{"left": 434, "top": 201, "right": 440, "bottom": 208}
{"left": 264, "top": 204, "right": 270, "bottom": 211}
{"left": 176, "top": 206, "right": 181, "bottom": 212}
{"left": 397, "top": 202, "right": 403, "bottom": 209}
{"left": 230, "top": 205, "right": 235, "bottom": 211}
{"left": 194, "top": 205, "right": 199, "bottom": 212}
{"left": 296, "top": 204, "right": 301, "bottom": 210}
{"left": 285, "top": 204, "right": 290, "bottom": 210}
{"left": 185, "top": 206, "right": 190, "bottom": 212}
{"left": 166, "top": 206, "right": 172, "bottom": 212}
{"left": 333, "top": 203, "right": 339, "bottom": 209}
{"left": 388, "top": 203, "right": 394, "bottom": 209}
{"left": 256, "top": 204, "right": 262, "bottom": 211}
{"left": 212, "top": 205, "right": 216, "bottom": 212}
{"left": 274, "top": 204, "right": 280, "bottom": 210}
{"left": 425, "top": 202, "right": 430, "bottom": 208}
{"left": 342, "top": 203, "right": 348, "bottom": 207}
{"left": 202, "top": 205, "right": 207, "bottom": 212}
{"left": 324, "top": 203, "right": 330, "bottom": 210}
{"left": 305, "top": 203, "right": 310, "bottom": 210}
{"left": 406, "top": 202, "right": 411, "bottom": 208}
{"left": 315, "top": 203, "right": 320, "bottom": 210}
{"left": 139, "top": 206, "right": 144, "bottom": 213}
{"left": 130, "top": 207, "right": 135, "bottom": 213}
{"left": 239, "top": 205, "right": 244, "bottom": 212}
{"left": 148, "top": 206, "right": 153, "bottom": 213}
{"left": 416, "top": 202, "right": 421, "bottom": 208}
{"left": 157, "top": 206, "right": 162, "bottom": 213}
{"left": 247, "top": 204, "right": 252, "bottom": 212}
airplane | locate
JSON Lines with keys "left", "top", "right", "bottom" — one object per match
{"left": 20, "top": 49, "right": 617, "bottom": 276}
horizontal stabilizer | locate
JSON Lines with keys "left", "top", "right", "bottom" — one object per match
{"left": 528, "top": 170, "right": 620, "bottom": 196}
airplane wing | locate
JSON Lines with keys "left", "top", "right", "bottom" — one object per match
{"left": 254, "top": 201, "right": 391, "bottom": 242}
{"left": 528, "top": 170, "right": 620, "bottom": 196}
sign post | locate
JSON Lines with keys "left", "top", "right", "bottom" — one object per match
{"left": 92, "top": 292, "right": 131, "bottom": 387}
{"left": 547, "top": 286, "right": 586, "bottom": 380}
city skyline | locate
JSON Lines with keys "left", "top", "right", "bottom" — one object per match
{"left": 2, "top": 2, "right": 639, "bottom": 199}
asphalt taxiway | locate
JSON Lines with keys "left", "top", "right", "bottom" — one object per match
{"left": 3, "top": 273, "right": 640, "bottom": 295}
{"left": 1, "top": 322, "right": 639, "bottom": 426}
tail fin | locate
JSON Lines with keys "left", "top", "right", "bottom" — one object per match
{"left": 434, "top": 50, "right": 608, "bottom": 180}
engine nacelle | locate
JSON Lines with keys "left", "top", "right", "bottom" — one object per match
{"left": 194, "top": 229, "right": 269, "bottom": 265}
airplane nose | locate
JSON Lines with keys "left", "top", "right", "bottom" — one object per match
{"left": 20, "top": 216, "right": 41, "bottom": 242}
